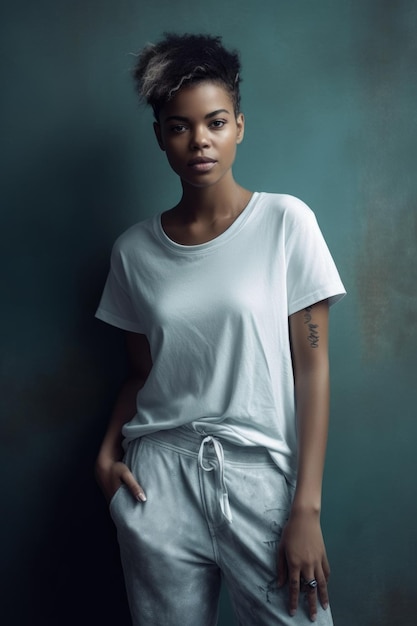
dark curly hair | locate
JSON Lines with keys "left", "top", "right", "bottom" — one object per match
{"left": 132, "top": 33, "right": 242, "bottom": 120}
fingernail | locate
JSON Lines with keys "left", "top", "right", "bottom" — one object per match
{"left": 323, "top": 602, "right": 329, "bottom": 610}
{"left": 290, "top": 609, "right": 296, "bottom": 617}
{"left": 136, "top": 492, "right": 147, "bottom": 502}
{"left": 311, "top": 614, "right": 317, "bottom": 622}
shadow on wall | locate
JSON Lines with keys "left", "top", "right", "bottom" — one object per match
{"left": 1, "top": 122, "right": 137, "bottom": 624}
{"left": 24, "top": 437, "right": 132, "bottom": 626}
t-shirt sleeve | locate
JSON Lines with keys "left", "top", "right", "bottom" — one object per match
{"left": 95, "top": 240, "right": 145, "bottom": 333}
{"left": 285, "top": 200, "right": 346, "bottom": 315}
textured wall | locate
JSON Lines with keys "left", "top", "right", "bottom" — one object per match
{"left": 1, "top": 1, "right": 416, "bottom": 624}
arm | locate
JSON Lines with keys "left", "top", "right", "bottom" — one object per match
{"left": 277, "top": 299, "right": 331, "bottom": 622}
{"left": 95, "top": 331, "right": 153, "bottom": 503}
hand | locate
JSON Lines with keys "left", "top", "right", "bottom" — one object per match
{"left": 95, "top": 459, "right": 147, "bottom": 504}
{"left": 277, "top": 509, "right": 330, "bottom": 622}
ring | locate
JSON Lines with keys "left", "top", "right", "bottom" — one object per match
{"left": 306, "top": 578, "right": 318, "bottom": 589}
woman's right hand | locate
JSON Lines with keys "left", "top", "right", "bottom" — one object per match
{"left": 95, "top": 459, "right": 147, "bottom": 504}
{"left": 94, "top": 333, "right": 152, "bottom": 505}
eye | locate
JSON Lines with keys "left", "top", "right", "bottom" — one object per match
{"left": 209, "top": 119, "right": 226, "bottom": 129}
{"left": 170, "top": 124, "right": 187, "bottom": 134}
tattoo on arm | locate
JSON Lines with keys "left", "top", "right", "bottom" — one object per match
{"left": 304, "top": 306, "right": 319, "bottom": 348}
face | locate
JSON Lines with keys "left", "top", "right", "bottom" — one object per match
{"left": 154, "top": 81, "right": 244, "bottom": 189}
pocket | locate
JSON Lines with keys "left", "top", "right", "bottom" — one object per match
{"left": 122, "top": 437, "right": 143, "bottom": 478}
{"left": 108, "top": 483, "right": 126, "bottom": 513}
{"left": 108, "top": 439, "right": 143, "bottom": 513}
{"left": 284, "top": 475, "right": 296, "bottom": 506}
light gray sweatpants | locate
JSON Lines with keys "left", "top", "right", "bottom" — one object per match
{"left": 109, "top": 427, "right": 333, "bottom": 626}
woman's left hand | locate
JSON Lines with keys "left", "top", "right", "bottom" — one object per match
{"left": 277, "top": 509, "right": 330, "bottom": 622}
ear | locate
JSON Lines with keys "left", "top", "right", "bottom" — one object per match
{"left": 235, "top": 113, "right": 245, "bottom": 145}
{"left": 153, "top": 122, "right": 165, "bottom": 151}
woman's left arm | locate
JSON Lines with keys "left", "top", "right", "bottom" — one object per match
{"left": 278, "top": 299, "right": 331, "bottom": 622}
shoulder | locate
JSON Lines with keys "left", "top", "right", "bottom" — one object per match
{"left": 111, "top": 215, "right": 155, "bottom": 257}
{"left": 256, "top": 192, "right": 316, "bottom": 228}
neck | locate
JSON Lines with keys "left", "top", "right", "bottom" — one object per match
{"left": 161, "top": 175, "right": 253, "bottom": 246}
{"left": 176, "top": 175, "right": 250, "bottom": 222}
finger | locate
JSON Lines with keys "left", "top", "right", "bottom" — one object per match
{"left": 276, "top": 544, "right": 287, "bottom": 588}
{"left": 120, "top": 467, "right": 147, "bottom": 502}
{"left": 288, "top": 569, "right": 300, "bottom": 616}
{"left": 322, "top": 555, "right": 331, "bottom": 583}
{"left": 302, "top": 574, "right": 318, "bottom": 622}
{"left": 318, "top": 555, "right": 330, "bottom": 609}
{"left": 316, "top": 574, "right": 329, "bottom": 611}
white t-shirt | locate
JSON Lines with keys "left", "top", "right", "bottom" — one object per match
{"left": 96, "top": 192, "right": 346, "bottom": 483}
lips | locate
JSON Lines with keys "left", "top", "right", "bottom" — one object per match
{"left": 187, "top": 156, "right": 217, "bottom": 172}
{"left": 188, "top": 156, "right": 216, "bottom": 165}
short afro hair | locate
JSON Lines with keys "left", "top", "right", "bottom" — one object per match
{"left": 133, "top": 33, "right": 242, "bottom": 120}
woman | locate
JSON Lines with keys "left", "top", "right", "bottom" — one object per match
{"left": 95, "top": 33, "right": 345, "bottom": 626}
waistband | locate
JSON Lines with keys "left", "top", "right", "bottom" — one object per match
{"left": 134, "top": 427, "right": 281, "bottom": 525}
{"left": 142, "top": 425, "right": 275, "bottom": 466}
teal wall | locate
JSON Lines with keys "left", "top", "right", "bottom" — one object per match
{"left": 1, "top": 1, "right": 416, "bottom": 624}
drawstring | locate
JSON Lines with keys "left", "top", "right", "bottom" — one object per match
{"left": 198, "top": 436, "right": 233, "bottom": 523}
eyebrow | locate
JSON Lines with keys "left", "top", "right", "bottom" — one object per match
{"left": 163, "top": 109, "right": 231, "bottom": 123}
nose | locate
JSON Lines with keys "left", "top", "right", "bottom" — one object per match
{"left": 190, "top": 125, "right": 210, "bottom": 150}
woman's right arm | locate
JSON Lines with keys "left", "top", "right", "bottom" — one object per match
{"left": 95, "top": 331, "right": 153, "bottom": 503}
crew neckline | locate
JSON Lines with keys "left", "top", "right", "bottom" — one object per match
{"left": 153, "top": 192, "right": 260, "bottom": 254}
